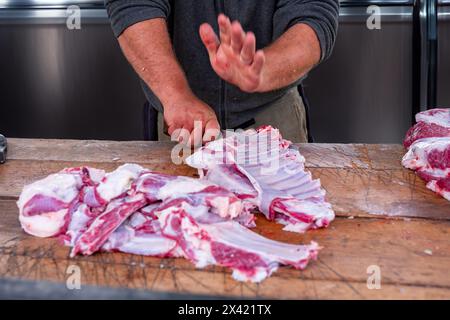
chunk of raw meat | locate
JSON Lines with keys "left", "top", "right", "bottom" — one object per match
{"left": 71, "top": 169, "right": 247, "bottom": 256}
{"left": 62, "top": 203, "right": 96, "bottom": 247}
{"left": 157, "top": 200, "right": 319, "bottom": 282}
{"left": 271, "top": 198, "right": 334, "bottom": 233}
{"left": 416, "top": 108, "right": 450, "bottom": 127}
{"left": 70, "top": 193, "right": 147, "bottom": 257}
{"left": 17, "top": 167, "right": 104, "bottom": 237}
{"left": 402, "top": 137, "right": 450, "bottom": 200}
{"left": 134, "top": 172, "right": 243, "bottom": 219}
{"left": 186, "top": 126, "right": 335, "bottom": 233}
{"left": 102, "top": 204, "right": 183, "bottom": 257}
{"left": 404, "top": 108, "right": 450, "bottom": 149}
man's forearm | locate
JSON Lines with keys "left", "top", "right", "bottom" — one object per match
{"left": 258, "top": 23, "right": 321, "bottom": 93}
{"left": 117, "top": 18, "right": 194, "bottom": 106}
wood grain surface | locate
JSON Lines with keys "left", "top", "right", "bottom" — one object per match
{"left": 0, "top": 138, "right": 449, "bottom": 299}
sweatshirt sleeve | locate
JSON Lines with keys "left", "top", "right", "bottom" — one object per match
{"left": 104, "top": 0, "right": 171, "bottom": 37}
{"left": 273, "top": 0, "right": 339, "bottom": 62}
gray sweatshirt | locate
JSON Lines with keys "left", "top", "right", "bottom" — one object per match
{"left": 105, "top": 0, "right": 339, "bottom": 129}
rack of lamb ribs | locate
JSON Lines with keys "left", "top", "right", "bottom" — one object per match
{"left": 186, "top": 126, "right": 335, "bottom": 233}
{"left": 402, "top": 108, "right": 450, "bottom": 201}
{"left": 17, "top": 126, "right": 333, "bottom": 283}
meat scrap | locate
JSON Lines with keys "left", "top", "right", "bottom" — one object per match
{"left": 17, "top": 126, "right": 332, "bottom": 282}
{"left": 404, "top": 108, "right": 450, "bottom": 149}
{"left": 402, "top": 108, "right": 450, "bottom": 201}
{"left": 403, "top": 137, "right": 450, "bottom": 201}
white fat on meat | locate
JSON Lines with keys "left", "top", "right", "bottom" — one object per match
{"left": 96, "top": 164, "right": 144, "bottom": 201}
{"left": 19, "top": 209, "right": 68, "bottom": 238}
{"left": 402, "top": 137, "right": 450, "bottom": 180}
{"left": 134, "top": 172, "right": 210, "bottom": 200}
{"left": 157, "top": 178, "right": 210, "bottom": 200}
{"left": 17, "top": 172, "right": 82, "bottom": 237}
{"left": 416, "top": 108, "right": 450, "bottom": 127}
{"left": 17, "top": 173, "right": 81, "bottom": 212}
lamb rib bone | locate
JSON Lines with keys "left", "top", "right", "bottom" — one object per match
{"left": 156, "top": 198, "right": 320, "bottom": 282}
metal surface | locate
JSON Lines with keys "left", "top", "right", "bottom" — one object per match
{"left": 0, "top": 1, "right": 103, "bottom": 9}
{"left": 338, "top": 5, "right": 413, "bottom": 19}
{"left": 340, "top": 0, "right": 413, "bottom": 5}
{"left": 414, "top": 0, "right": 439, "bottom": 111}
{"left": 0, "top": 135, "right": 6, "bottom": 164}
{"left": 427, "top": 0, "right": 438, "bottom": 108}
{"left": 0, "top": 8, "right": 146, "bottom": 140}
{"left": 437, "top": 1, "right": 450, "bottom": 106}
{"left": 303, "top": 5, "right": 414, "bottom": 143}
{"left": 0, "top": 8, "right": 107, "bottom": 24}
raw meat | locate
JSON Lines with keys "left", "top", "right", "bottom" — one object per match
{"left": 18, "top": 163, "right": 322, "bottom": 282}
{"left": 102, "top": 203, "right": 182, "bottom": 257}
{"left": 402, "top": 137, "right": 450, "bottom": 200}
{"left": 402, "top": 108, "right": 450, "bottom": 201}
{"left": 156, "top": 199, "right": 319, "bottom": 282}
{"left": 404, "top": 108, "right": 450, "bottom": 149}
{"left": 133, "top": 172, "right": 243, "bottom": 219}
{"left": 18, "top": 167, "right": 105, "bottom": 237}
{"left": 70, "top": 168, "right": 245, "bottom": 256}
{"left": 186, "top": 126, "right": 335, "bottom": 233}
{"left": 70, "top": 193, "right": 147, "bottom": 257}
{"left": 18, "top": 126, "right": 330, "bottom": 282}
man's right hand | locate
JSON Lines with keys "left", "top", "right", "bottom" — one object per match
{"left": 163, "top": 94, "right": 221, "bottom": 146}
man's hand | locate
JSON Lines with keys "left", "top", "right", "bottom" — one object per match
{"left": 199, "top": 14, "right": 266, "bottom": 93}
{"left": 164, "top": 94, "right": 220, "bottom": 146}
{"left": 200, "top": 15, "right": 321, "bottom": 93}
{"left": 117, "top": 19, "right": 220, "bottom": 146}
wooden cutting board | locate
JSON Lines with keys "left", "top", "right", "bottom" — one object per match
{"left": 0, "top": 139, "right": 449, "bottom": 299}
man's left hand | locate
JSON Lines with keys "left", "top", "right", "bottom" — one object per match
{"left": 199, "top": 14, "right": 266, "bottom": 93}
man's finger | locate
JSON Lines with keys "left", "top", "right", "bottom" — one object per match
{"left": 168, "top": 124, "right": 177, "bottom": 137}
{"left": 199, "top": 23, "right": 219, "bottom": 58}
{"left": 189, "top": 121, "right": 204, "bottom": 147}
{"left": 250, "top": 50, "right": 265, "bottom": 75}
{"left": 241, "top": 32, "right": 256, "bottom": 65}
{"left": 170, "top": 127, "right": 182, "bottom": 142}
{"left": 203, "top": 119, "right": 221, "bottom": 143}
{"left": 179, "top": 126, "right": 192, "bottom": 145}
{"left": 231, "top": 21, "right": 245, "bottom": 53}
{"left": 188, "top": 131, "right": 201, "bottom": 148}
{"left": 218, "top": 14, "right": 231, "bottom": 45}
